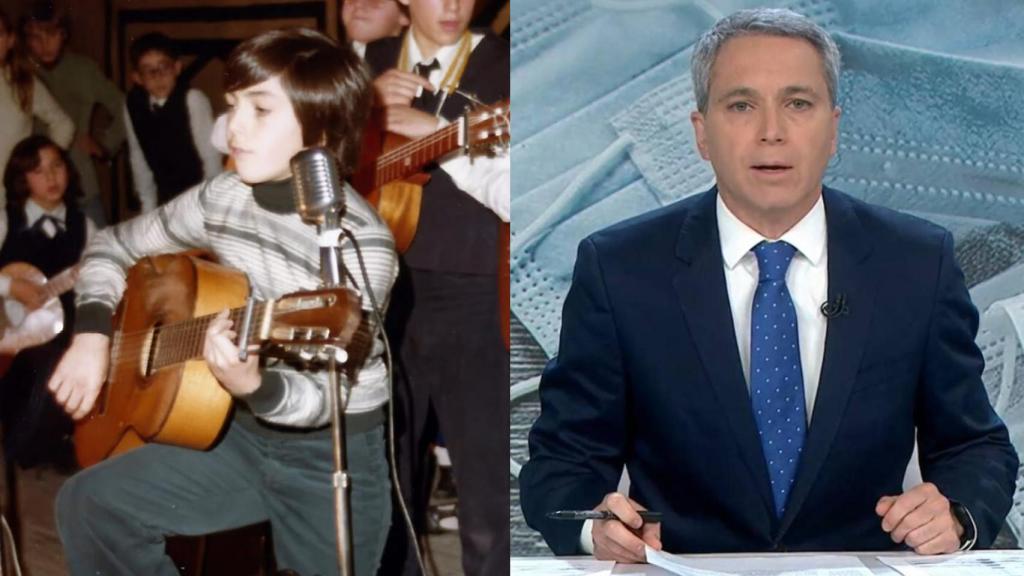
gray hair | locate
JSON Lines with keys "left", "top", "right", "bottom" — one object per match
{"left": 691, "top": 8, "right": 841, "bottom": 113}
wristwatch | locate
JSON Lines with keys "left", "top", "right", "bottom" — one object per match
{"left": 951, "top": 502, "right": 977, "bottom": 550}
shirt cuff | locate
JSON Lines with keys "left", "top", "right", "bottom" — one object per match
{"left": 955, "top": 503, "right": 978, "bottom": 551}
{"left": 580, "top": 519, "right": 596, "bottom": 554}
{"left": 74, "top": 302, "right": 115, "bottom": 336}
{"left": 241, "top": 369, "right": 287, "bottom": 415}
{"left": 0, "top": 274, "right": 10, "bottom": 297}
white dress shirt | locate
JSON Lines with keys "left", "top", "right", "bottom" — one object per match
{"left": 718, "top": 193, "right": 829, "bottom": 416}
{"left": 580, "top": 193, "right": 830, "bottom": 554}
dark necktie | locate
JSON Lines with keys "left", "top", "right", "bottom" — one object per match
{"left": 412, "top": 59, "right": 440, "bottom": 113}
{"left": 750, "top": 240, "right": 806, "bottom": 518}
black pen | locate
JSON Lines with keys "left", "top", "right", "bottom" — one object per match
{"left": 547, "top": 510, "right": 663, "bottom": 523}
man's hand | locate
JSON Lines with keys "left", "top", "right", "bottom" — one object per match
{"left": 9, "top": 277, "right": 47, "bottom": 310}
{"left": 876, "top": 482, "right": 964, "bottom": 555}
{"left": 48, "top": 333, "right": 110, "bottom": 420}
{"left": 203, "top": 309, "right": 260, "bottom": 396}
{"left": 591, "top": 492, "right": 662, "bottom": 563}
{"left": 373, "top": 68, "right": 435, "bottom": 108}
{"left": 383, "top": 106, "right": 442, "bottom": 140}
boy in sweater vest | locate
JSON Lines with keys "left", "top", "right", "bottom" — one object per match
{"left": 124, "top": 32, "right": 221, "bottom": 213}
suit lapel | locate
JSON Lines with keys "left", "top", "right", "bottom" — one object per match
{"left": 776, "top": 187, "right": 878, "bottom": 538}
{"left": 672, "top": 190, "right": 776, "bottom": 518}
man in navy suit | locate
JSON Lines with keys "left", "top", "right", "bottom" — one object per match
{"left": 519, "top": 8, "right": 1018, "bottom": 563}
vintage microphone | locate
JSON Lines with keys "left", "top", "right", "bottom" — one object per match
{"left": 291, "top": 146, "right": 355, "bottom": 576}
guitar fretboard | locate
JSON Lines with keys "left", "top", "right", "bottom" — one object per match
{"left": 374, "top": 122, "right": 461, "bottom": 188}
{"left": 43, "top": 266, "right": 78, "bottom": 301}
{"left": 113, "top": 302, "right": 269, "bottom": 373}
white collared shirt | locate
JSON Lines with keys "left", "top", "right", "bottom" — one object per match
{"left": 0, "top": 199, "right": 95, "bottom": 297}
{"left": 717, "top": 193, "right": 829, "bottom": 421}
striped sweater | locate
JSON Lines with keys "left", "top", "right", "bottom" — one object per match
{"left": 73, "top": 171, "right": 398, "bottom": 427}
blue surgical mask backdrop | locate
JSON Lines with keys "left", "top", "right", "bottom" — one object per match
{"left": 510, "top": 0, "right": 1024, "bottom": 556}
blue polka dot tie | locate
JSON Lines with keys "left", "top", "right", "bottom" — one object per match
{"left": 750, "top": 240, "right": 806, "bottom": 518}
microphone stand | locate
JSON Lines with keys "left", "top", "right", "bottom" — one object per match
{"left": 318, "top": 207, "right": 355, "bottom": 576}
{"left": 290, "top": 146, "right": 358, "bottom": 576}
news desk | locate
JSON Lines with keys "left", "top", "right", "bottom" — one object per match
{"left": 511, "top": 549, "right": 1024, "bottom": 575}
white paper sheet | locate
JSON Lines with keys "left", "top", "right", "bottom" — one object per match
{"left": 878, "top": 551, "right": 1024, "bottom": 576}
{"left": 510, "top": 557, "right": 615, "bottom": 576}
{"left": 645, "top": 546, "right": 874, "bottom": 576}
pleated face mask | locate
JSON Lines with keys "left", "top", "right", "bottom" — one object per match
{"left": 511, "top": 0, "right": 1024, "bottom": 356}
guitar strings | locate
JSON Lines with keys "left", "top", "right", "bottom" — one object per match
{"left": 374, "top": 111, "right": 510, "bottom": 173}
{"left": 375, "top": 112, "right": 507, "bottom": 166}
{"left": 110, "top": 303, "right": 268, "bottom": 372}
{"left": 374, "top": 116, "right": 509, "bottom": 188}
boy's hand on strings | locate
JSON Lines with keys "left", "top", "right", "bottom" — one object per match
{"left": 204, "top": 309, "right": 261, "bottom": 396}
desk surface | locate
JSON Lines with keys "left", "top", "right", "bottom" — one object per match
{"left": 513, "top": 550, "right": 1024, "bottom": 575}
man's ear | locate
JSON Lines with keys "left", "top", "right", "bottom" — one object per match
{"left": 173, "top": 60, "right": 183, "bottom": 76}
{"left": 131, "top": 71, "right": 142, "bottom": 86}
{"left": 691, "top": 110, "right": 711, "bottom": 161}
{"left": 829, "top": 105, "right": 842, "bottom": 156}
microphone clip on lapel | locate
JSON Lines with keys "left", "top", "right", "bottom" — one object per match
{"left": 820, "top": 293, "right": 849, "bottom": 319}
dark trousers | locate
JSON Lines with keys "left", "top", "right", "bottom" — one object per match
{"left": 56, "top": 410, "right": 390, "bottom": 576}
{"left": 0, "top": 338, "right": 75, "bottom": 469}
{"left": 380, "top": 268, "right": 510, "bottom": 576}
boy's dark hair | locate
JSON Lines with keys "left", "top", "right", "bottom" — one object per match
{"left": 4, "top": 135, "right": 82, "bottom": 212}
{"left": 224, "top": 27, "right": 373, "bottom": 176}
{"left": 129, "top": 32, "right": 180, "bottom": 69}
{"left": 21, "top": 0, "right": 71, "bottom": 36}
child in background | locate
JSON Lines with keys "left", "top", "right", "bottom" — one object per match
{"left": 124, "top": 32, "right": 221, "bottom": 213}
{"left": 0, "top": 135, "right": 93, "bottom": 470}
{"left": 22, "top": 2, "right": 125, "bottom": 227}
{"left": 365, "top": 0, "right": 510, "bottom": 574}
{"left": 0, "top": 7, "right": 73, "bottom": 201}
{"left": 342, "top": 0, "right": 409, "bottom": 56}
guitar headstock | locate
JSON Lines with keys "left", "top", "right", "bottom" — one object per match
{"left": 262, "top": 287, "right": 362, "bottom": 357}
{"left": 464, "top": 98, "right": 511, "bottom": 153}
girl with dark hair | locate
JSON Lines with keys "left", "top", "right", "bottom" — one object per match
{"left": 48, "top": 28, "right": 397, "bottom": 576}
{"left": 0, "top": 8, "right": 73, "bottom": 200}
{"left": 0, "top": 134, "right": 93, "bottom": 470}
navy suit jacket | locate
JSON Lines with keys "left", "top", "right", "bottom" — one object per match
{"left": 519, "top": 186, "right": 1018, "bottom": 554}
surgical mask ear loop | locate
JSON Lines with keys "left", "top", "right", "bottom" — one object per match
{"left": 512, "top": 134, "right": 634, "bottom": 255}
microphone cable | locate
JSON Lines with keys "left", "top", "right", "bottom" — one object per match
{"left": 341, "top": 228, "right": 428, "bottom": 576}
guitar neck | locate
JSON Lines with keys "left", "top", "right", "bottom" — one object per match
{"left": 43, "top": 265, "right": 79, "bottom": 301}
{"left": 373, "top": 122, "right": 461, "bottom": 189}
{"left": 140, "top": 301, "right": 271, "bottom": 372}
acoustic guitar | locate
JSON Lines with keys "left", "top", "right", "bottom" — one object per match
{"left": 353, "top": 99, "right": 511, "bottom": 348}
{"left": 352, "top": 98, "right": 511, "bottom": 253}
{"left": 74, "top": 253, "right": 361, "bottom": 468}
{"left": 0, "top": 262, "right": 80, "bottom": 376}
